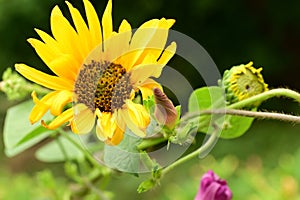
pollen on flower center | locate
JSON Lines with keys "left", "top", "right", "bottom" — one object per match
{"left": 74, "top": 60, "right": 132, "bottom": 113}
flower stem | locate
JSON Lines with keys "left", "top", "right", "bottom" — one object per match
{"left": 228, "top": 88, "right": 300, "bottom": 109}
{"left": 181, "top": 88, "right": 300, "bottom": 124}
{"left": 183, "top": 109, "right": 300, "bottom": 124}
{"left": 201, "top": 109, "right": 300, "bottom": 123}
{"left": 137, "top": 137, "right": 167, "bottom": 150}
{"left": 161, "top": 125, "right": 219, "bottom": 176}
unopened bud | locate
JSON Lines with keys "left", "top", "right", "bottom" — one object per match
{"left": 153, "top": 88, "right": 178, "bottom": 129}
{"left": 0, "top": 68, "right": 29, "bottom": 100}
{"left": 220, "top": 61, "right": 268, "bottom": 106}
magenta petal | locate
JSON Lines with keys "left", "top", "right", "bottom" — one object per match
{"left": 194, "top": 170, "right": 232, "bottom": 200}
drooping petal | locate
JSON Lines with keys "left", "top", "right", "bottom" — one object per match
{"left": 96, "top": 110, "right": 125, "bottom": 145}
{"left": 106, "top": 125, "right": 124, "bottom": 145}
{"left": 120, "top": 100, "right": 150, "bottom": 137}
{"left": 15, "top": 64, "right": 74, "bottom": 90}
{"left": 42, "top": 108, "right": 74, "bottom": 129}
{"left": 83, "top": 0, "right": 102, "bottom": 46}
{"left": 96, "top": 110, "right": 116, "bottom": 140}
{"left": 107, "top": 111, "right": 126, "bottom": 145}
{"left": 102, "top": 0, "right": 113, "bottom": 43}
{"left": 29, "top": 91, "right": 59, "bottom": 124}
{"left": 50, "top": 90, "right": 73, "bottom": 116}
{"left": 72, "top": 103, "right": 95, "bottom": 134}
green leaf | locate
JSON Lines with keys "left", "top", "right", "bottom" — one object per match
{"left": 3, "top": 100, "right": 54, "bottom": 157}
{"left": 219, "top": 115, "right": 255, "bottom": 139}
{"left": 35, "top": 133, "right": 84, "bottom": 162}
{"left": 188, "top": 86, "right": 226, "bottom": 111}
{"left": 15, "top": 124, "right": 50, "bottom": 147}
{"left": 188, "top": 86, "right": 254, "bottom": 138}
{"left": 104, "top": 129, "right": 142, "bottom": 173}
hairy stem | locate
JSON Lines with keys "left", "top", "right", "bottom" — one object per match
{"left": 184, "top": 109, "right": 300, "bottom": 124}
{"left": 228, "top": 88, "right": 300, "bottom": 109}
{"left": 181, "top": 88, "right": 300, "bottom": 124}
{"left": 202, "top": 109, "right": 300, "bottom": 123}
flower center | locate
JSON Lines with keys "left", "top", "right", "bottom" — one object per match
{"left": 74, "top": 60, "right": 132, "bottom": 113}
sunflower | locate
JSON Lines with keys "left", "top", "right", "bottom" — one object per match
{"left": 15, "top": 0, "right": 176, "bottom": 145}
{"left": 221, "top": 61, "right": 268, "bottom": 105}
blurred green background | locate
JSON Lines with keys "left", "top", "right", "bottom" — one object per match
{"left": 1, "top": 0, "right": 300, "bottom": 199}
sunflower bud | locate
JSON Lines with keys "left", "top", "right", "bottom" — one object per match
{"left": 153, "top": 88, "right": 178, "bottom": 129}
{"left": 220, "top": 61, "right": 268, "bottom": 106}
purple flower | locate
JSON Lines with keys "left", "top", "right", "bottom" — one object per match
{"left": 195, "top": 170, "right": 232, "bottom": 200}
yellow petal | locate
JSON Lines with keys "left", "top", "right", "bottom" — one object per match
{"left": 106, "top": 125, "right": 124, "bottom": 145}
{"left": 27, "top": 38, "right": 56, "bottom": 66}
{"left": 130, "top": 63, "right": 162, "bottom": 87}
{"left": 120, "top": 101, "right": 150, "bottom": 137}
{"left": 96, "top": 110, "right": 116, "bottom": 140}
{"left": 48, "top": 54, "right": 80, "bottom": 81}
{"left": 72, "top": 103, "right": 95, "bottom": 134}
{"left": 107, "top": 112, "right": 126, "bottom": 145}
{"left": 157, "top": 42, "right": 177, "bottom": 66}
{"left": 50, "top": 90, "right": 73, "bottom": 116}
{"left": 134, "top": 18, "right": 175, "bottom": 65}
{"left": 83, "top": 0, "right": 102, "bottom": 46}
{"left": 102, "top": 0, "right": 113, "bottom": 44}
{"left": 34, "top": 29, "right": 62, "bottom": 55}
{"left": 42, "top": 108, "right": 74, "bottom": 130}
{"left": 96, "top": 111, "right": 125, "bottom": 145}
{"left": 125, "top": 18, "right": 175, "bottom": 69}
{"left": 104, "top": 19, "right": 132, "bottom": 63}
{"left": 124, "top": 19, "right": 160, "bottom": 69}
{"left": 27, "top": 39, "right": 79, "bottom": 81}
{"left": 15, "top": 64, "right": 74, "bottom": 90}
{"left": 104, "top": 32, "right": 131, "bottom": 63}
{"left": 50, "top": 6, "right": 83, "bottom": 62}
{"left": 138, "top": 78, "right": 162, "bottom": 100}
{"left": 130, "top": 19, "right": 159, "bottom": 50}
{"left": 119, "top": 19, "right": 132, "bottom": 34}
{"left": 29, "top": 91, "right": 59, "bottom": 124}
{"left": 66, "top": 1, "right": 92, "bottom": 54}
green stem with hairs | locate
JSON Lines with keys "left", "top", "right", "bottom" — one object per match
{"left": 160, "top": 88, "right": 300, "bottom": 176}
{"left": 228, "top": 88, "right": 300, "bottom": 109}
